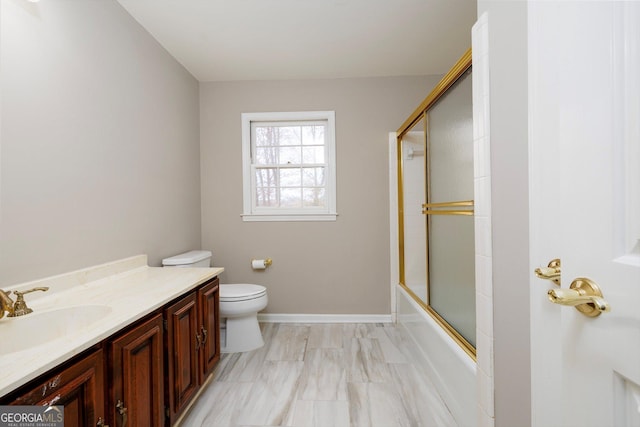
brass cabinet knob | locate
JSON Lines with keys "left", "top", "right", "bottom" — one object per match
{"left": 201, "top": 326, "right": 208, "bottom": 344}
{"left": 116, "top": 400, "right": 128, "bottom": 427}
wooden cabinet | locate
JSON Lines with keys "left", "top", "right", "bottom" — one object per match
{"left": 109, "top": 312, "right": 165, "bottom": 427}
{"left": 164, "top": 291, "right": 199, "bottom": 423}
{"left": 165, "top": 277, "right": 219, "bottom": 424}
{"left": 3, "top": 348, "right": 106, "bottom": 426}
{"left": 1, "top": 275, "right": 220, "bottom": 427}
{"left": 198, "top": 278, "right": 220, "bottom": 380}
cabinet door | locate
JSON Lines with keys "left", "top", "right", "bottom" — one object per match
{"left": 198, "top": 277, "right": 220, "bottom": 382}
{"left": 109, "top": 312, "right": 164, "bottom": 427}
{"left": 164, "top": 292, "right": 198, "bottom": 423}
{"left": 5, "top": 349, "right": 105, "bottom": 427}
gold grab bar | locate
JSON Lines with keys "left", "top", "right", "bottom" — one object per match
{"left": 422, "top": 200, "right": 474, "bottom": 208}
{"left": 422, "top": 200, "right": 474, "bottom": 216}
{"left": 421, "top": 210, "right": 474, "bottom": 216}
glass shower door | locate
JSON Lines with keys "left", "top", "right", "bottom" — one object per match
{"left": 425, "top": 69, "right": 475, "bottom": 348}
{"left": 399, "top": 116, "right": 428, "bottom": 304}
{"left": 396, "top": 50, "right": 475, "bottom": 356}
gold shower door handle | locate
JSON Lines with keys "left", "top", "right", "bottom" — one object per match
{"left": 547, "top": 277, "right": 610, "bottom": 317}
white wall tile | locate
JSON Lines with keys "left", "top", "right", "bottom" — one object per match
{"left": 474, "top": 216, "right": 493, "bottom": 257}
{"left": 475, "top": 137, "right": 490, "bottom": 178}
{"left": 474, "top": 176, "right": 492, "bottom": 217}
{"left": 475, "top": 330, "right": 494, "bottom": 376}
{"left": 475, "top": 255, "right": 493, "bottom": 298}
{"left": 473, "top": 12, "right": 494, "bottom": 427}
{"left": 476, "top": 292, "right": 493, "bottom": 337}
{"left": 477, "top": 368, "right": 495, "bottom": 418}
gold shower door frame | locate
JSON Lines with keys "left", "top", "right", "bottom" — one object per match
{"left": 396, "top": 49, "right": 475, "bottom": 359}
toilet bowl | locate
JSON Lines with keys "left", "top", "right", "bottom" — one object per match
{"left": 161, "top": 250, "right": 268, "bottom": 353}
{"left": 219, "top": 284, "right": 268, "bottom": 353}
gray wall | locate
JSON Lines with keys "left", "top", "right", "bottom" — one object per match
{"left": 1, "top": 0, "right": 201, "bottom": 285}
{"left": 200, "top": 76, "right": 440, "bottom": 314}
{"left": 477, "top": 2, "right": 531, "bottom": 426}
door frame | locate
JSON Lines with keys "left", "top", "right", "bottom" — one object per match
{"left": 474, "top": 1, "right": 532, "bottom": 426}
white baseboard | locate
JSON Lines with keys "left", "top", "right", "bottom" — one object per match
{"left": 257, "top": 313, "right": 393, "bottom": 324}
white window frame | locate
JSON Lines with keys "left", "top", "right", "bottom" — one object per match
{"left": 241, "top": 111, "right": 337, "bottom": 222}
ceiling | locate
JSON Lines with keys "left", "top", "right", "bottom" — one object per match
{"left": 116, "top": 0, "right": 477, "bottom": 82}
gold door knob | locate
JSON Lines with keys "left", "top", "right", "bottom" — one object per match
{"left": 534, "top": 258, "right": 561, "bottom": 286}
{"left": 547, "top": 277, "right": 610, "bottom": 317}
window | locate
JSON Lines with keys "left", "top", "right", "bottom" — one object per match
{"left": 241, "top": 111, "right": 337, "bottom": 221}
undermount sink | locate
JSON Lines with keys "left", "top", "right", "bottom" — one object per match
{"left": 0, "top": 305, "right": 112, "bottom": 355}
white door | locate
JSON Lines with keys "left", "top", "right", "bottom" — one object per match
{"left": 529, "top": 2, "right": 640, "bottom": 427}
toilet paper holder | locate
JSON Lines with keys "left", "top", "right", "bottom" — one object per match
{"left": 251, "top": 258, "right": 273, "bottom": 270}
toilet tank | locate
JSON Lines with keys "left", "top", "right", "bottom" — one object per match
{"left": 162, "top": 250, "right": 212, "bottom": 268}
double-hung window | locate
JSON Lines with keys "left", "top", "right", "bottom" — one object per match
{"left": 241, "top": 111, "right": 337, "bottom": 221}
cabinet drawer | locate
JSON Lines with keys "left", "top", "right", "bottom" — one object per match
{"left": 3, "top": 348, "right": 106, "bottom": 426}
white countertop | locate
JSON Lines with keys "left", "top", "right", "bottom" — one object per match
{"left": 0, "top": 255, "right": 224, "bottom": 397}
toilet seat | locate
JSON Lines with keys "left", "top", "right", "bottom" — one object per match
{"left": 220, "top": 284, "right": 266, "bottom": 302}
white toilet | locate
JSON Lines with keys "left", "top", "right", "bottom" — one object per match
{"left": 161, "top": 250, "right": 268, "bottom": 353}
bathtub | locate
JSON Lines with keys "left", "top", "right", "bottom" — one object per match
{"left": 389, "top": 133, "right": 477, "bottom": 427}
{"left": 396, "top": 284, "right": 477, "bottom": 427}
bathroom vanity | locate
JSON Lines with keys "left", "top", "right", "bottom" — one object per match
{"left": 0, "top": 255, "right": 223, "bottom": 426}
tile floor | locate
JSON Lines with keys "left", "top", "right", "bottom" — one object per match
{"left": 180, "top": 323, "right": 456, "bottom": 427}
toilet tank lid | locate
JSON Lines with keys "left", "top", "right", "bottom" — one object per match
{"left": 162, "top": 250, "right": 212, "bottom": 266}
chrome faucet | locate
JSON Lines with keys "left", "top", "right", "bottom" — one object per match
{"left": 0, "top": 287, "right": 49, "bottom": 318}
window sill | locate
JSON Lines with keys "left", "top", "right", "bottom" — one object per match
{"left": 241, "top": 213, "right": 338, "bottom": 222}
